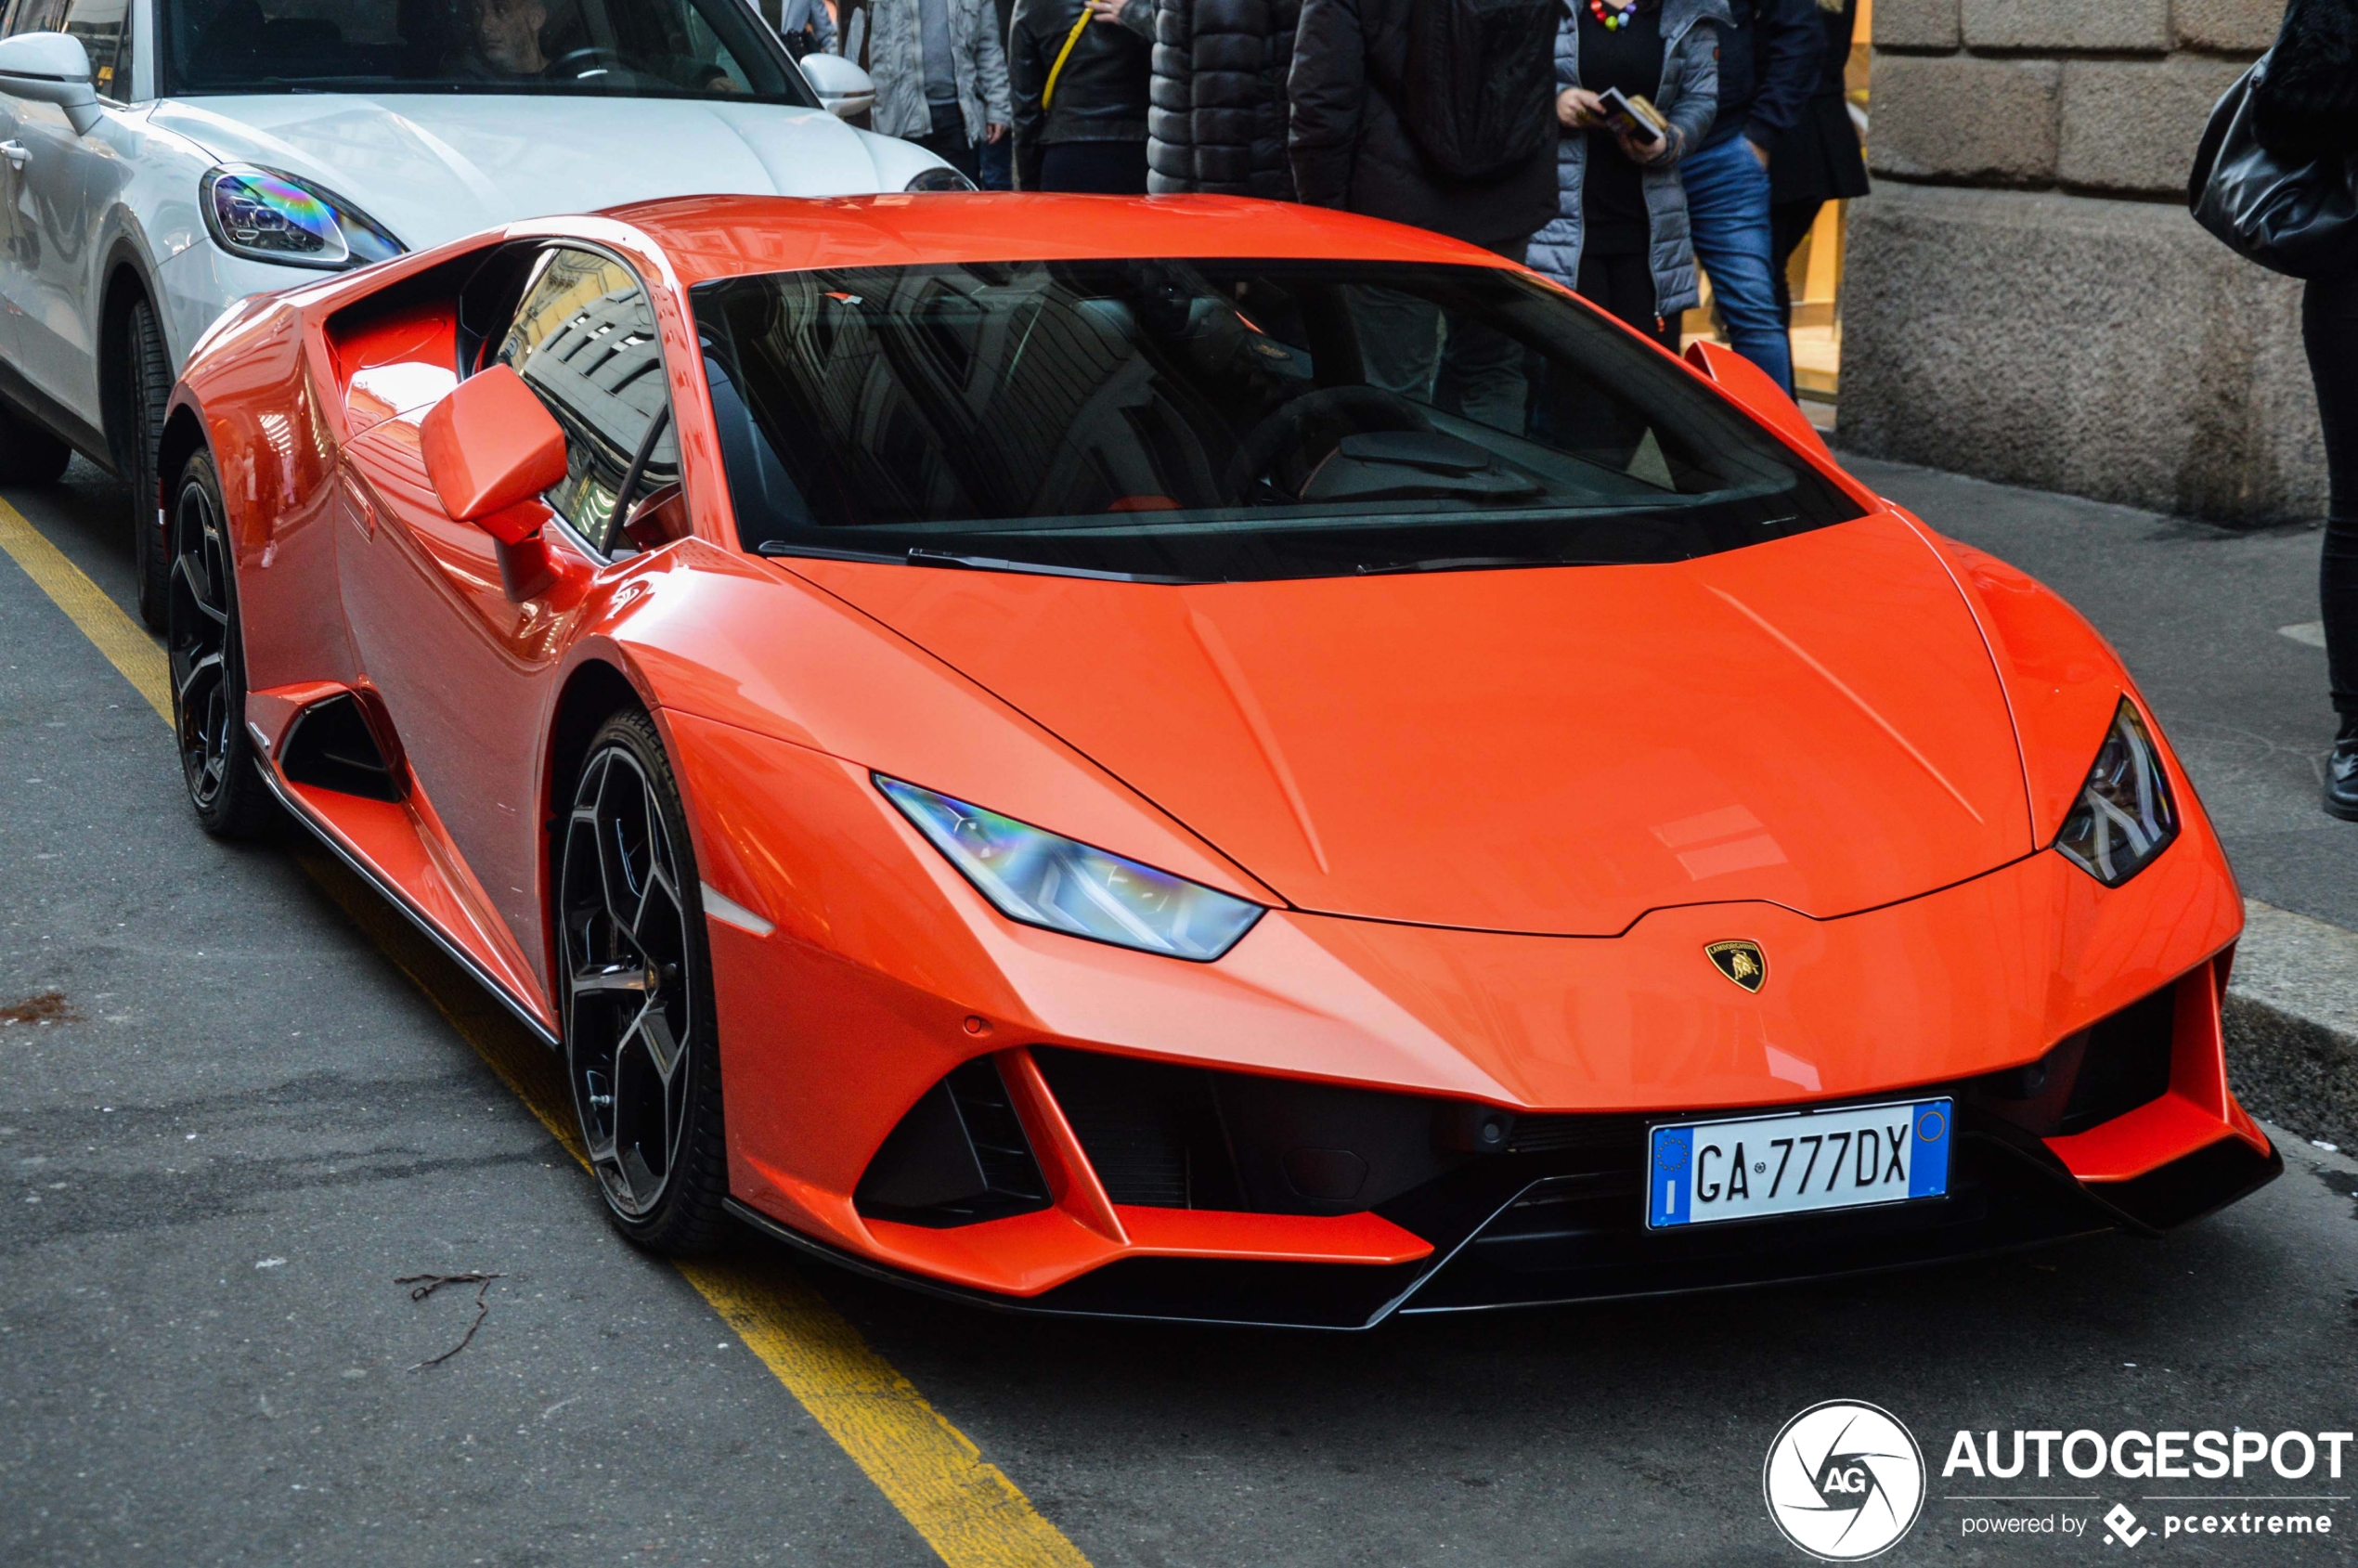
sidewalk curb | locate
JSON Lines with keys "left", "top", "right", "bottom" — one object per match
{"left": 2225, "top": 900, "right": 2358, "bottom": 1153}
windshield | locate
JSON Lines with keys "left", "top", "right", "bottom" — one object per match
{"left": 693, "top": 259, "right": 1863, "bottom": 583}
{"left": 161, "top": 0, "right": 812, "bottom": 102}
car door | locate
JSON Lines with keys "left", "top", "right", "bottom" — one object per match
{"left": 0, "top": 0, "right": 71, "bottom": 377}
{"left": 9, "top": 0, "right": 136, "bottom": 421}
{"left": 338, "top": 243, "right": 679, "bottom": 991}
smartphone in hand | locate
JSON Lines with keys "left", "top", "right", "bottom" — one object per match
{"left": 1596, "top": 86, "right": 1669, "bottom": 147}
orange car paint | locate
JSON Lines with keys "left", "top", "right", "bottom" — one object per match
{"left": 164, "top": 194, "right": 2269, "bottom": 1304}
{"left": 417, "top": 363, "right": 569, "bottom": 539}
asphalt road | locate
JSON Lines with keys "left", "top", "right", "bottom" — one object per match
{"left": 5, "top": 457, "right": 2358, "bottom": 1567}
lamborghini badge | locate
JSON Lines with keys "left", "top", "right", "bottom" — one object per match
{"left": 1705, "top": 940, "right": 1767, "bottom": 992}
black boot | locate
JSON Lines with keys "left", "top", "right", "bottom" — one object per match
{"left": 2328, "top": 716, "right": 2358, "bottom": 821}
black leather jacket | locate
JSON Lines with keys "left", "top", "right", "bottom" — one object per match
{"left": 1009, "top": 0, "right": 1156, "bottom": 188}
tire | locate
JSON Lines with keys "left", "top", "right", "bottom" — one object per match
{"left": 0, "top": 397, "right": 71, "bottom": 486}
{"left": 557, "top": 709, "right": 731, "bottom": 1253}
{"left": 125, "top": 299, "right": 174, "bottom": 631}
{"left": 166, "top": 451, "right": 275, "bottom": 840}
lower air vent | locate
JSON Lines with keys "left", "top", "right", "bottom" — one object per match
{"left": 279, "top": 693, "right": 403, "bottom": 801}
{"left": 854, "top": 1057, "right": 1051, "bottom": 1228}
{"left": 1032, "top": 1047, "right": 1462, "bottom": 1216}
{"left": 1976, "top": 982, "right": 2178, "bottom": 1137}
{"left": 1030, "top": 1049, "right": 1240, "bottom": 1210}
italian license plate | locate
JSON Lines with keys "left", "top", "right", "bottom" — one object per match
{"left": 1646, "top": 1099, "right": 1951, "bottom": 1229}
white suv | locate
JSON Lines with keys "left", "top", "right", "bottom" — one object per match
{"left": 0, "top": 0, "right": 939, "bottom": 626}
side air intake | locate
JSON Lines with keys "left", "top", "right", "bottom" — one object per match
{"left": 854, "top": 1057, "right": 1051, "bottom": 1228}
{"left": 279, "top": 693, "right": 403, "bottom": 801}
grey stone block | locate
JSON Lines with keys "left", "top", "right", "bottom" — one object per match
{"left": 2223, "top": 901, "right": 2358, "bottom": 1150}
{"left": 2060, "top": 56, "right": 2248, "bottom": 195}
{"left": 1839, "top": 183, "right": 2325, "bottom": 525}
{"left": 2173, "top": 0, "right": 2283, "bottom": 53}
{"left": 1868, "top": 56, "right": 2062, "bottom": 185}
{"left": 1873, "top": 0, "right": 1960, "bottom": 50}
{"left": 1962, "top": 0, "right": 2170, "bottom": 52}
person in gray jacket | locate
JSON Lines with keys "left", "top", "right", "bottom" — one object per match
{"left": 843, "top": 0, "right": 1012, "bottom": 181}
{"left": 1528, "top": 0, "right": 1724, "bottom": 349}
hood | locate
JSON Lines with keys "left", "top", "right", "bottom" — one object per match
{"left": 149, "top": 94, "right": 900, "bottom": 253}
{"left": 784, "top": 512, "right": 2036, "bottom": 936}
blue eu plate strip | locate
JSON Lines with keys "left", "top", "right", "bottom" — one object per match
{"left": 1909, "top": 1100, "right": 1952, "bottom": 1199}
{"left": 1649, "top": 1124, "right": 1693, "bottom": 1226}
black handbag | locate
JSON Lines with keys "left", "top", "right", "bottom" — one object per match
{"left": 2190, "top": 51, "right": 2358, "bottom": 280}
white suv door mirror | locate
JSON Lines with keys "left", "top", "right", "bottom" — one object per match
{"left": 797, "top": 54, "right": 875, "bottom": 122}
{"left": 0, "top": 32, "right": 101, "bottom": 136}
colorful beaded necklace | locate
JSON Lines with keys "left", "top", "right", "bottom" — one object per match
{"left": 1587, "top": 0, "right": 1639, "bottom": 28}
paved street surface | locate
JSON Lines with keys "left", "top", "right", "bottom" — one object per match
{"left": 6, "top": 457, "right": 2358, "bottom": 1567}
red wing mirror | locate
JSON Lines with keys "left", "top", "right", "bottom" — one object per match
{"left": 419, "top": 364, "right": 568, "bottom": 546}
{"left": 1681, "top": 339, "right": 1834, "bottom": 464}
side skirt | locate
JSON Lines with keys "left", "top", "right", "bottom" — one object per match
{"left": 255, "top": 758, "right": 562, "bottom": 1050}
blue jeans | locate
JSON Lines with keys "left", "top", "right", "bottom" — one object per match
{"left": 1681, "top": 132, "right": 1794, "bottom": 396}
{"left": 978, "top": 131, "right": 1012, "bottom": 190}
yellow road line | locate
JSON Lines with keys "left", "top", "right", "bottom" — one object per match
{"left": 0, "top": 499, "right": 173, "bottom": 721}
{"left": 0, "top": 493, "right": 1090, "bottom": 1568}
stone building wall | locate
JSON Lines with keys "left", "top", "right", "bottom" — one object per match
{"left": 1840, "top": 0, "right": 2323, "bottom": 525}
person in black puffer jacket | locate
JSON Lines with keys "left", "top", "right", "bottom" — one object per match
{"left": 1146, "top": 0, "right": 1300, "bottom": 198}
{"left": 1289, "top": 0, "right": 1559, "bottom": 429}
{"left": 2254, "top": 0, "right": 2358, "bottom": 818}
{"left": 1010, "top": 0, "right": 1156, "bottom": 189}
{"left": 1289, "top": 0, "right": 1558, "bottom": 247}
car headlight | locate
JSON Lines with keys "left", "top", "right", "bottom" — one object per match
{"left": 877, "top": 776, "right": 1263, "bottom": 960}
{"left": 904, "top": 166, "right": 976, "bottom": 192}
{"left": 201, "top": 166, "right": 405, "bottom": 270}
{"left": 2054, "top": 697, "right": 2179, "bottom": 886}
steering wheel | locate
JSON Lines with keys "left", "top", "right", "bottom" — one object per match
{"left": 1224, "top": 385, "right": 1434, "bottom": 504}
{"left": 546, "top": 45, "right": 660, "bottom": 81}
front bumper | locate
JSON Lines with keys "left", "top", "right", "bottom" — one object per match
{"left": 733, "top": 1101, "right": 2280, "bottom": 1329}
{"left": 729, "top": 951, "right": 2277, "bottom": 1328}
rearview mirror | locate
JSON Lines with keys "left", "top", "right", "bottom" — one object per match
{"left": 1681, "top": 339, "right": 1834, "bottom": 463}
{"left": 0, "top": 32, "right": 102, "bottom": 136}
{"left": 797, "top": 54, "right": 875, "bottom": 121}
{"left": 420, "top": 364, "right": 567, "bottom": 546}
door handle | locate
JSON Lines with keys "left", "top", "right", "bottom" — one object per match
{"left": 0, "top": 142, "right": 28, "bottom": 171}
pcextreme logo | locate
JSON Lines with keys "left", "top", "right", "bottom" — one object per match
{"left": 1763, "top": 1400, "right": 1927, "bottom": 1561}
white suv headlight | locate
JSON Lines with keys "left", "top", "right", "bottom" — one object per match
{"left": 877, "top": 776, "right": 1263, "bottom": 960}
{"left": 201, "top": 166, "right": 405, "bottom": 270}
{"left": 2054, "top": 697, "right": 2180, "bottom": 887}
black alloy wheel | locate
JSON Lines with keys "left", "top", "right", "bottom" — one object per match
{"left": 559, "top": 709, "right": 730, "bottom": 1252}
{"left": 0, "top": 397, "right": 71, "bottom": 485}
{"left": 126, "top": 299, "right": 175, "bottom": 630}
{"left": 167, "top": 452, "right": 274, "bottom": 839}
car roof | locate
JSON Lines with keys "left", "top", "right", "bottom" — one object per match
{"left": 602, "top": 193, "right": 1521, "bottom": 286}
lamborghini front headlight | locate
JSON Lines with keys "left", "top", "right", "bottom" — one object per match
{"left": 877, "top": 776, "right": 1263, "bottom": 960}
{"left": 2054, "top": 697, "right": 2179, "bottom": 887}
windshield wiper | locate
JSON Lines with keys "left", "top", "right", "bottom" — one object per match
{"left": 1353, "top": 555, "right": 1614, "bottom": 576}
{"left": 906, "top": 549, "right": 1192, "bottom": 585}
{"left": 754, "top": 539, "right": 901, "bottom": 564}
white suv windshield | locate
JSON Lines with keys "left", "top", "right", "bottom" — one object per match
{"left": 161, "top": 0, "right": 813, "bottom": 102}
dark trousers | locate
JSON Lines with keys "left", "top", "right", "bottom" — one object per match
{"left": 912, "top": 101, "right": 982, "bottom": 184}
{"left": 2308, "top": 272, "right": 2358, "bottom": 723}
{"left": 1769, "top": 199, "right": 1823, "bottom": 330}
{"left": 1574, "top": 250, "right": 1680, "bottom": 350}
{"left": 1039, "top": 139, "right": 1147, "bottom": 193}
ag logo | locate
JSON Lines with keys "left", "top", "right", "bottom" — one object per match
{"left": 1762, "top": 1400, "right": 1924, "bottom": 1561}
{"left": 1706, "top": 939, "right": 1768, "bottom": 992}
